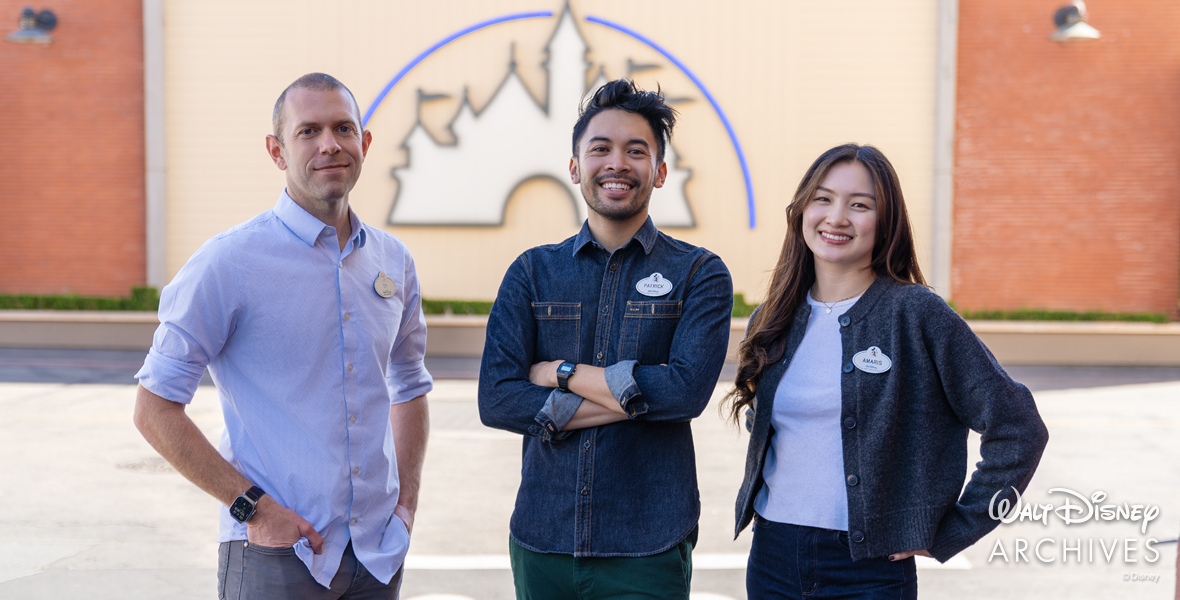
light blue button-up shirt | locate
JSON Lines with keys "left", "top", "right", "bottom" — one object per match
{"left": 136, "top": 190, "right": 432, "bottom": 587}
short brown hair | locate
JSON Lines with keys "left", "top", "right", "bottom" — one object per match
{"left": 272, "top": 73, "right": 362, "bottom": 143}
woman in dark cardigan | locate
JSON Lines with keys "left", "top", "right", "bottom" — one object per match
{"left": 727, "top": 144, "right": 1048, "bottom": 599}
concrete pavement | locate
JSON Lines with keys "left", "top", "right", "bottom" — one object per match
{"left": 0, "top": 375, "right": 1178, "bottom": 599}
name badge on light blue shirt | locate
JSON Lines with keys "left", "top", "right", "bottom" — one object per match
{"left": 853, "top": 346, "right": 892, "bottom": 374}
{"left": 374, "top": 271, "right": 396, "bottom": 298}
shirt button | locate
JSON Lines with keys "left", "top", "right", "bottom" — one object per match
{"left": 851, "top": 531, "right": 865, "bottom": 543}
{"left": 350, "top": 518, "right": 357, "bottom": 525}
{"left": 842, "top": 363, "right": 854, "bottom": 373}
{"left": 839, "top": 316, "right": 851, "bottom": 326}
{"left": 847, "top": 474, "right": 859, "bottom": 486}
{"left": 347, "top": 364, "right": 354, "bottom": 372}
{"left": 597, "top": 352, "right": 603, "bottom": 360}
{"left": 581, "top": 486, "right": 589, "bottom": 496}
{"left": 609, "top": 263, "right": 618, "bottom": 271}
{"left": 339, "top": 262, "right": 343, "bottom": 268}
{"left": 601, "top": 307, "right": 609, "bottom": 314}
{"left": 353, "top": 467, "right": 360, "bottom": 474}
{"left": 344, "top": 313, "right": 351, "bottom": 321}
{"left": 350, "top": 416, "right": 357, "bottom": 424}
{"left": 844, "top": 417, "right": 856, "bottom": 429}
{"left": 583, "top": 440, "right": 591, "bottom": 449}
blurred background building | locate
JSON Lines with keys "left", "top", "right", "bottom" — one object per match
{"left": 1, "top": 0, "right": 1176, "bottom": 318}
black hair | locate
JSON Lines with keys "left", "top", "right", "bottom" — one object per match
{"left": 272, "top": 73, "right": 362, "bottom": 143}
{"left": 571, "top": 79, "right": 676, "bottom": 163}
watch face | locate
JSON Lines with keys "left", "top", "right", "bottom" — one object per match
{"left": 558, "top": 362, "right": 575, "bottom": 376}
{"left": 229, "top": 496, "right": 255, "bottom": 523}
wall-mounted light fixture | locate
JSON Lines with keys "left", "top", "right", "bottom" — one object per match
{"left": 1051, "top": 1, "right": 1101, "bottom": 42}
{"left": 6, "top": 7, "right": 57, "bottom": 44}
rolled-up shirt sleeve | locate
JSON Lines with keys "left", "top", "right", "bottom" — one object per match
{"left": 604, "top": 360, "right": 640, "bottom": 414}
{"left": 536, "top": 389, "right": 583, "bottom": 440}
{"left": 135, "top": 239, "right": 238, "bottom": 404}
{"left": 386, "top": 250, "right": 433, "bottom": 405}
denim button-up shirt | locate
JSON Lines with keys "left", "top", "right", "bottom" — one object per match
{"left": 136, "top": 190, "right": 433, "bottom": 587}
{"left": 478, "top": 217, "right": 733, "bottom": 556}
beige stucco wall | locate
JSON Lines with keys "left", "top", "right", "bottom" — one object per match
{"left": 164, "top": 0, "right": 938, "bottom": 302}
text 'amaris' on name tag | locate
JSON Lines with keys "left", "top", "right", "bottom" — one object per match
{"left": 853, "top": 346, "right": 891, "bottom": 374}
{"left": 636, "top": 273, "right": 673, "bottom": 297}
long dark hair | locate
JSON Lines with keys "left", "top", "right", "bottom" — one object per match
{"left": 724, "top": 144, "right": 926, "bottom": 423}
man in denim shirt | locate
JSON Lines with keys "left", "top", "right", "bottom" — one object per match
{"left": 479, "top": 80, "right": 733, "bottom": 598}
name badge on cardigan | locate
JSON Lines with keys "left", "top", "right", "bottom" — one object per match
{"left": 853, "top": 346, "right": 892, "bottom": 374}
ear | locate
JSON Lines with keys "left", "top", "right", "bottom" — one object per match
{"left": 569, "top": 157, "right": 580, "bottom": 184}
{"left": 360, "top": 129, "right": 372, "bottom": 160}
{"left": 653, "top": 160, "right": 667, "bottom": 189}
{"left": 266, "top": 134, "right": 287, "bottom": 171}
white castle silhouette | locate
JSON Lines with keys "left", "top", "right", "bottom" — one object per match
{"left": 388, "top": 9, "right": 694, "bottom": 227}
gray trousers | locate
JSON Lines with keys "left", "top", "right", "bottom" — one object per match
{"left": 218, "top": 540, "right": 403, "bottom": 600}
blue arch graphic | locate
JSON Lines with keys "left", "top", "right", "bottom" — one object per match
{"left": 362, "top": 9, "right": 756, "bottom": 230}
{"left": 360, "top": 10, "right": 554, "bottom": 126}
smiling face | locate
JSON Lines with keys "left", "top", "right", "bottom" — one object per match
{"left": 569, "top": 109, "right": 667, "bottom": 223}
{"left": 803, "top": 160, "right": 878, "bottom": 274}
{"left": 266, "top": 87, "right": 371, "bottom": 206}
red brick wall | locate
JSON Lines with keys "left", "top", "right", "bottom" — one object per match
{"left": 0, "top": 0, "right": 145, "bottom": 296}
{"left": 954, "top": 0, "right": 1180, "bottom": 317}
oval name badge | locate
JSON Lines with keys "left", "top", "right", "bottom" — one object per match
{"left": 853, "top": 346, "right": 892, "bottom": 374}
{"left": 374, "top": 271, "right": 396, "bottom": 299}
{"left": 636, "top": 273, "right": 673, "bottom": 297}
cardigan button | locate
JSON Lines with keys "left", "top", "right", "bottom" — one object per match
{"left": 851, "top": 531, "right": 865, "bottom": 543}
{"left": 842, "top": 363, "right": 854, "bottom": 373}
{"left": 843, "top": 417, "right": 856, "bottom": 429}
{"left": 846, "top": 474, "right": 859, "bottom": 486}
{"left": 839, "top": 315, "right": 851, "bottom": 327}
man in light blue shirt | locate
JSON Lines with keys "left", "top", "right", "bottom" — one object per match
{"left": 134, "top": 73, "right": 431, "bottom": 598}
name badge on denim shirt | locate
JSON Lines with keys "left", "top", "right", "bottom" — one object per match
{"left": 374, "top": 271, "right": 396, "bottom": 298}
{"left": 853, "top": 346, "right": 892, "bottom": 374}
{"left": 636, "top": 273, "right": 673, "bottom": 297}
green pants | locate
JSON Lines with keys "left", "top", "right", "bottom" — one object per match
{"left": 509, "top": 526, "right": 697, "bottom": 600}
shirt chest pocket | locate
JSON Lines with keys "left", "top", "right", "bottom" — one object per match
{"left": 619, "top": 301, "right": 682, "bottom": 364}
{"left": 532, "top": 302, "right": 581, "bottom": 363}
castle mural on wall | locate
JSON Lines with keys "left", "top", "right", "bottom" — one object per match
{"left": 389, "top": 9, "right": 694, "bottom": 227}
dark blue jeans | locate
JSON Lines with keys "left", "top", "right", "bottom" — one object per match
{"left": 747, "top": 518, "right": 917, "bottom": 600}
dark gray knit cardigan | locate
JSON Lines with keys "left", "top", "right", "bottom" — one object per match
{"left": 734, "top": 276, "right": 1049, "bottom": 562}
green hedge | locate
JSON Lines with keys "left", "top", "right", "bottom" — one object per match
{"left": 1, "top": 289, "right": 1169, "bottom": 323}
{"left": 732, "top": 293, "right": 758, "bottom": 318}
{"left": 0, "top": 287, "right": 160, "bottom": 311}
{"left": 421, "top": 299, "right": 495, "bottom": 315}
{"left": 954, "top": 307, "right": 1168, "bottom": 323}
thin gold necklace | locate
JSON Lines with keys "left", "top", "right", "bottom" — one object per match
{"left": 814, "top": 286, "right": 869, "bottom": 314}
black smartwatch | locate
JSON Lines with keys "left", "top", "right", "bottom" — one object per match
{"left": 229, "top": 485, "right": 267, "bottom": 523}
{"left": 556, "top": 361, "right": 577, "bottom": 392}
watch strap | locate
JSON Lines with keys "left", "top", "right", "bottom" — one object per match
{"left": 244, "top": 485, "right": 266, "bottom": 503}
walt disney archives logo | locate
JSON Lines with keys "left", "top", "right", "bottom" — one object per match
{"left": 986, "top": 488, "right": 1164, "bottom": 565}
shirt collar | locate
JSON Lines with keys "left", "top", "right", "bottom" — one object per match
{"left": 571, "top": 216, "right": 658, "bottom": 256}
{"left": 274, "top": 189, "right": 366, "bottom": 249}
